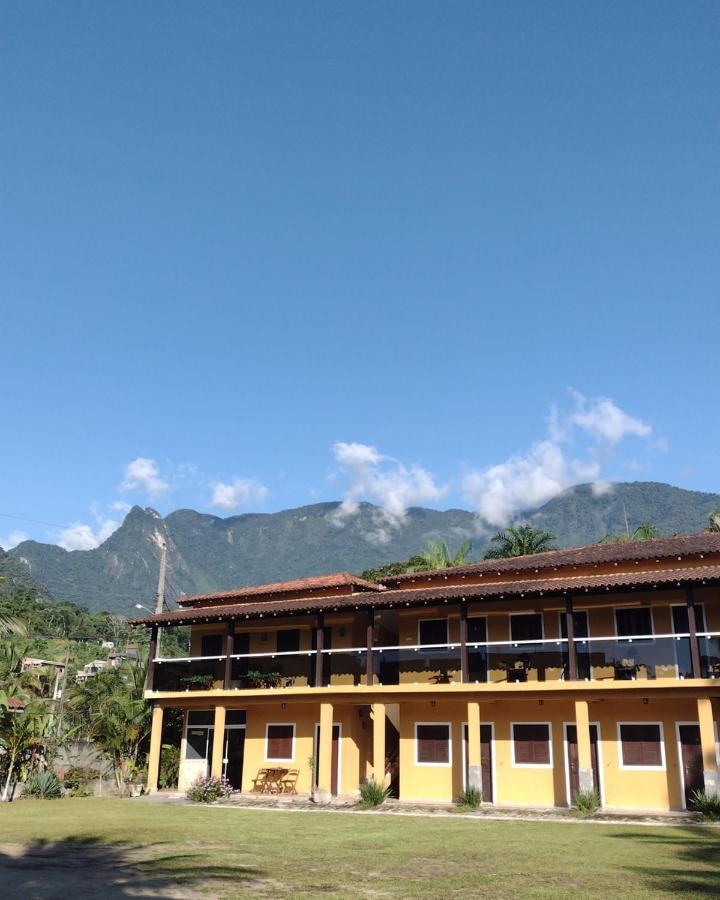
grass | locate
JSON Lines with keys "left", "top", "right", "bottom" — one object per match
{"left": 0, "top": 798, "right": 719, "bottom": 898}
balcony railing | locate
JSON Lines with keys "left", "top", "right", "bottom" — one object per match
{"left": 149, "top": 632, "right": 720, "bottom": 691}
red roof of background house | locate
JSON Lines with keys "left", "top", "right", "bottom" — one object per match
{"left": 176, "top": 571, "right": 384, "bottom": 606}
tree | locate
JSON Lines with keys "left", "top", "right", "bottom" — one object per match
{"left": 68, "top": 659, "right": 150, "bottom": 791}
{"left": 483, "top": 525, "right": 557, "bottom": 560}
{"left": 601, "top": 523, "right": 660, "bottom": 543}
{"left": 405, "top": 538, "right": 473, "bottom": 572}
{"left": 0, "top": 700, "right": 54, "bottom": 801}
{"left": 706, "top": 512, "right": 720, "bottom": 533}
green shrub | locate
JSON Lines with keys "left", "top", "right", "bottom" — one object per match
{"left": 358, "top": 778, "right": 391, "bottom": 808}
{"left": 690, "top": 789, "right": 720, "bottom": 821}
{"left": 186, "top": 775, "right": 233, "bottom": 803}
{"left": 456, "top": 786, "right": 482, "bottom": 810}
{"left": 23, "top": 771, "right": 63, "bottom": 799}
{"left": 69, "top": 782, "right": 93, "bottom": 798}
{"left": 63, "top": 767, "right": 101, "bottom": 790}
{"left": 159, "top": 744, "right": 180, "bottom": 789}
{"left": 572, "top": 789, "right": 600, "bottom": 816}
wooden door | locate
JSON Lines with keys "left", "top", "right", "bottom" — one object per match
{"left": 566, "top": 724, "right": 600, "bottom": 802}
{"left": 223, "top": 728, "right": 245, "bottom": 789}
{"left": 463, "top": 723, "right": 493, "bottom": 803}
{"left": 678, "top": 724, "right": 704, "bottom": 807}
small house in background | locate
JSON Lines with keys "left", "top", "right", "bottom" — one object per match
{"left": 21, "top": 657, "right": 67, "bottom": 700}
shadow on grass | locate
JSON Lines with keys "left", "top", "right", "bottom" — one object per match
{"left": 610, "top": 827, "right": 720, "bottom": 896}
{"left": 0, "top": 835, "right": 262, "bottom": 898}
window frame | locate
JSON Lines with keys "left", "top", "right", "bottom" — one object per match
{"left": 265, "top": 722, "right": 296, "bottom": 762}
{"left": 417, "top": 618, "right": 449, "bottom": 647}
{"left": 614, "top": 606, "right": 655, "bottom": 643}
{"left": 414, "top": 721, "right": 452, "bottom": 767}
{"left": 616, "top": 721, "right": 666, "bottom": 771}
{"left": 509, "top": 611, "right": 544, "bottom": 643}
{"left": 511, "top": 721, "right": 553, "bottom": 769}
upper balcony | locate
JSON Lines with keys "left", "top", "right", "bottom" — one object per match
{"left": 147, "top": 631, "right": 720, "bottom": 694}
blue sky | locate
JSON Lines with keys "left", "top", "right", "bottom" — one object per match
{"left": 1, "top": 2, "right": 719, "bottom": 550}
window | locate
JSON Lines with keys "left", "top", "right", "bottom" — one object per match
{"left": 415, "top": 723, "right": 451, "bottom": 765}
{"left": 615, "top": 607, "right": 653, "bottom": 640}
{"left": 512, "top": 723, "right": 551, "bottom": 766}
{"left": 185, "top": 710, "right": 214, "bottom": 760}
{"left": 266, "top": 724, "right": 295, "bottom": 761}
{"left": 187, "top": 710, "right": 214, "bottom": 726}
{"left": 510, "top": 613, "right": 543, "bottom": 642}
{"left": 619, "top": 723, "right": 664, "bottom": 768}
{"left": 559, "top": 610, "right": 589, "bottom": 639}
{"left": 277, "top": 629, "right": 300, "bottom": 653}
{"left": 226, "top": 709, "right": 246, "bottom": 726}
{"left": 201, "top": 633, "right": 224, "bottom": 657}
{"left": 419, "top": 619, "right": 448, "bottom": 646}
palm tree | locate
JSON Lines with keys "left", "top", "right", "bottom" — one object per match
{"left": 483, "top": 525, "right": 557, "bottom": 560}
{"left": 406, "top": 538, "right": 473, "bottom": 573}
{"left": 706, "top": 512, "right": 720, "bottom": 533}
{"left": 0, "top": 615, "right": 27, "bottom": 637}
{"left": 0, "top": 699, "right": 53, "bottom": 801}
{"left": 601, "top": 523, "right": 660, "bottom": 543}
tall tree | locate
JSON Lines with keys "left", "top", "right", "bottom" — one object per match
{"left": 406, "top": 538, "right": 473, "bottom": 572}
{"left": 706, "top": 512, "right": 720, "bottom": 533}
{"left": 601, "top": 523, "right": 660, "bottom": 543}
{"left": 483, "top": 525, "right": 557, "bottom": 560}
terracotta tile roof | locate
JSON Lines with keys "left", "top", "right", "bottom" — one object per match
{"left": 129, "top": 563, "right": 720, "bottom": 627}
{"left": 175, "top": 571, "right": 384, "bottom": 606}
{"left": 384, "top": 532, "right": 720, "bottom": 584}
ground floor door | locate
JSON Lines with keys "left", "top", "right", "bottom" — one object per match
{"left": 462, "top": 723, "right": 493, "bottom": 802}
{"left": 565, "top": 724, "right": 601, "bottom": 803}
{"left": 313, "top": 724, "right": 340, "bottom": 795}
{"left": 223, "top": 727, "right": 245, "bottom": 789}
{"left": 678, "top": 724, "right": 704, "bottom": 808}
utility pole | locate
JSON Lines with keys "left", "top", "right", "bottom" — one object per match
{"left": 155, "top": 537, "right": 167, "bottom": 614}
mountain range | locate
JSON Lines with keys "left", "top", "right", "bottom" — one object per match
{"left": 5, "top": 481, "right": 720, "bottom": 616}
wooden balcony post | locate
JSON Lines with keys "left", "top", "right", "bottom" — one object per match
{"left": 223, "top": 620, "right": 235, "bottom": 690}
{"left": 314, "top": 612, "right": 325, "bottom": 688}
{"left": 564, "top": 594, "right": 578, "bottom": 681}
{"left": 146, "top": 625, "right": 158, "bottom": 692}
{"left": 459, "top": 600, "right": 469, "bottom": 683}
{"left": 366, "top": 608, "right": 375, "bottom": 687}
{"left": 146, "top": 703, "right": 164, "bottom": 792}
{"left": 686, "top": 587, "right": 702, "bottom": 679}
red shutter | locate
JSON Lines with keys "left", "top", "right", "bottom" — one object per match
{"left": 267, "top": 724, "right": 294, "bottom": 759}
{"left": 417, "top": 725, "right": 450, "bottom": 763}
{"left": 513, "top": 724, "right": 550, "bottom": 764}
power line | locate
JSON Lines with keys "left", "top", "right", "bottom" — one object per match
{"left": 0, "top": 511, "right": 66, "bottom": 529}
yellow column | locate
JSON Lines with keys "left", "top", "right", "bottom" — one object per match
{"left": 211, "top": 705, "right": 226, "bottom": 779}
{"left": 574, "top": 699, "right": 594, "bottom": 794}
{"left": 146, "top": 704, "right": 164, "bottom": 793}
{"left": 372, "top": 703, "right": 386, "bottom": 784}
{"left": 698, "top": 697, "right": 719, "bottom": 795}
{"left": 467, "top": 701, "right": 482, "bottom": 792}
{"left": 316, "top": 702, "right": 334, "bottom": 802}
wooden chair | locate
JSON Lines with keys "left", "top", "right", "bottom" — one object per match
{"left": 265, "top": 768, "right": 288, "bottom": 794}
{"left": 251, "top": 768, "right": 271, "bottom": 792}
{"left": 280, "top": 769, "right": 299, "bottom": 794}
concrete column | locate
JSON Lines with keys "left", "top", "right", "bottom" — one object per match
{"left": 316, "top": 702, "right": 334, "bottom": 803}
{"left": 210, "top": 705, "right": 226, "bottom": 778}
{"left": 146, "top": 704, "right": 164, "bottom": 793}
{"left": 698, "top": 697, "right": 719, "bottom": 795}
{"left": 467, "top": 701, "right": 482, "bottom": 792}
{"left": 574, "top": 699, "right": 594, "bottom": 794}
{"left": 372, "top": 702, "right": 386, "bottom": 785}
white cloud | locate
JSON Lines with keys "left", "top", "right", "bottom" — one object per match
{"left": 119, "top": 457, "right": 169, "bottom": 497}
{"left": 329, "top": 441, "right": 446, "bottom": 542}
{"left": 57, "top": 517, "right": 119, "bottom": 551}
{"left": 0, "top": 531, "right": 28, "bottom": 550}
{"left": 211, "top": 477, "right": 268, "bottom": 511}
{"left": 461, "top": 392, "right": 654, "bottom": 528}
{"left": 110, "top": 500, "right": 132, "bottom": 514}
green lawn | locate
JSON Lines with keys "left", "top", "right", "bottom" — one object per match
{"left": 0, "top": 799, "right": 718, "bottom": 898}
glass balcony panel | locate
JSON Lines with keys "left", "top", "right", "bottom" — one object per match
{"left": 153, "top": 658, "right": 224, "bottom": 692}
{"left": 325, "top": 649, "right": 367, "bottom": 686}
{"left": 231, "top": 651, "right": 314, "bottom": 688}
{"left": 575, "top": 636, "right": 689, "bottom": 681}
{"left": 699, "top": 634, "right": 720, "bottom": 679}
{"left": 373, "top": 646, "right": 461, "bottom": 686}
{"left": 482, "top": 641, "right": 567, "bottom": 683}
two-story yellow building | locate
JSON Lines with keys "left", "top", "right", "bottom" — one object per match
{"left": 132, "top": 533, "right": 720, "bottom": 811}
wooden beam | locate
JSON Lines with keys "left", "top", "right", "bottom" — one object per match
{"left": 459, "top": 600, "right": 469, "bottom": 683}
{"left": 146, "top": 625, "right": 158, "bottom": 692}
{"left": 686, "top": 587, "right": 702, "bottom": 679}
{"left": 223, "top": 620, "right": 235, "bottom": 690}
{"left": 366, "top": 608, "right": 375, "bottom": 687}
{"left": 314, "top": 612, "right": 325, "bottom": 688}
{"left": 565, "top": 594, "right": 578, "bottom": 681}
